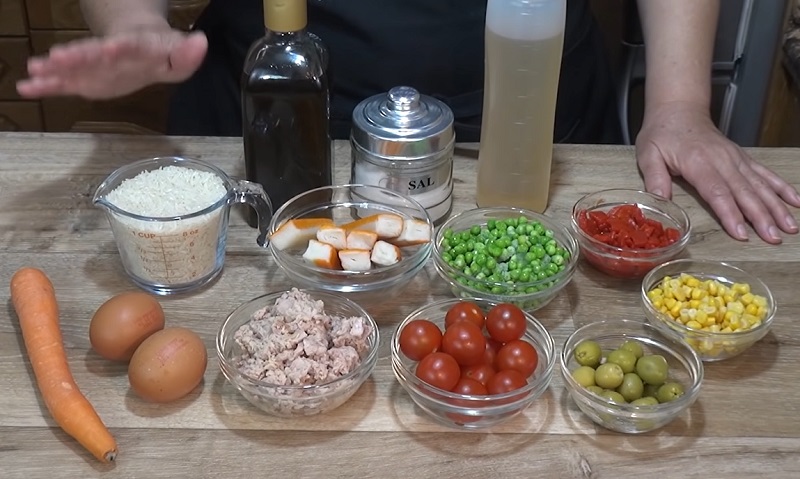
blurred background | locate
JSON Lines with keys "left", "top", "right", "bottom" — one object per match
{"left": 1, "top": 0, "right": 798, "bottom": 147}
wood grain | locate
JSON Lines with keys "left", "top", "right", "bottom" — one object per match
{"left": 0, "top": 133, "right": 799, "bottom": 478}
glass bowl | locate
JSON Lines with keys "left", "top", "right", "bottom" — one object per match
{"left": 641, "top": 259, "right": 776, "bottom": 361}
{"left": 571, "top": 189, "right": 691, "bottom": 279}
{"left": 560, "top": 319, "right": 703, "bottom": 434}
{"left": 391, "top": 298, "right": 555, "bottom": 429}
{"left": 216, "top": 289, "right": 380, "bottom": 417}
{"left": 432, "top": 207, "right": 579, "bottom": 311}
{"left": 266, "top": 184, "right": 433, "bottom": 302}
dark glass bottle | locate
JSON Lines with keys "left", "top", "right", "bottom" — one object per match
{"left": 242, "top": 0, "right": 332, "bottom": 226}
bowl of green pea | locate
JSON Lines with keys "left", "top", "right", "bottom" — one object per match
{"left": 432, "top": 207, "right": 579, "bottom": 311}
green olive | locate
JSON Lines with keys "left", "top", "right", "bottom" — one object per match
{"left": 600, "top": 390, "right": 627, "bottom": 404}
{"left": 574, "top": 340, "right": 602, "bottom": 368}
{"left": 656, "top": 382, "right": 686, "bottom": 403}
{"left": 606, "top": 349, "right": 637, "bottom": 374}
{"left": 616, "top": 372, "right": 644, "bottom": 402}
{"left": 594, "top": 362, "right": 624, "bottom": 389}
{"left": 643, "top": 383, "right": 660, "bottom": 399}
{"left": 620, "top": 339, "right": 645, "bottom": 359}
{"left": 572, "top": 366, "right": 596, "bottom": 387}
{"left": 586, "top": 385, "right": 605, "bottom": 396}
{"left": 631, "top": 396, "right": 659, "bottom": 407}
{"left": 635, "top": 354, "right": 669, "bottom": 386}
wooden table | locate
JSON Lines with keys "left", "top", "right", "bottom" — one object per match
{"left": 1, "top": 133, "right": 799, "bottom": 478}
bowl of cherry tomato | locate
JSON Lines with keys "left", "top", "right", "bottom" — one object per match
{"left": 390, "top": 298, "right": 555, "bottom": 429}
{"left": 570, "top": 189, "right": 691, "bottom": 279}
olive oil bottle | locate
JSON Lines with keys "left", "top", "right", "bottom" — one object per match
{"left": 242, "top": 0, "right": 331, "bottom": 226}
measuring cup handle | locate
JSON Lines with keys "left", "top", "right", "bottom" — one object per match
{"left": 231, "top": 179, "right": 273, "bottom": 247}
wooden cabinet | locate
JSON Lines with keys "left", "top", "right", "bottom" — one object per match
{"left": 0, "top": 0, "right": 209, "bottom": 134}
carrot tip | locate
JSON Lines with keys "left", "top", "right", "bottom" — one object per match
{"left": 104, "top": 450, "right": 117, "bottom": 462}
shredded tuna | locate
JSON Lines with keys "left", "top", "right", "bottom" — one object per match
{"left": 233, "top": 288, "right": 372, "bottom": 387}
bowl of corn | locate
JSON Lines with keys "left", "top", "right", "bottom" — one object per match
{"left": 640, "top": 259, "right": 776, "bottom": 361}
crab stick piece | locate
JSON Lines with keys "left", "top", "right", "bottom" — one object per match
{"left": 340, "top": 213, "right": 404, "bottom": 239}
{"left": 371, "top": 240, "right": 402, "bottom": 266}
{"left": 389, "top": 218, "right": 432, "bottom": 247}
{"left": 270, "top": 218, "right": 335, "bottom": 251}
{"left": 346, "top": 230, "right": 379, "bottom": 250}
{"left": 316, "top": 226, "right": 347, "bottom": 250}
{"left": 302, "top": 239, "right": 342, "bottom": 269}
{"left": 338, "top": 249, "right": 372, "bottom": 271}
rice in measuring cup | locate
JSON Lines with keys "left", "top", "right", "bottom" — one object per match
{"left": 105, "top": 165, "right": 228, "bottom": 285}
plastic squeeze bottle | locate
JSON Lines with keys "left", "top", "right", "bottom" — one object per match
{"left": 476, "top": 0, "right": 566, "bottom": 213}
{"left": 242, "top": 0, "right": 332, "bottom": 225}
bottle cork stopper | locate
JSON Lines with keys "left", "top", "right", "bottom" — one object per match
{"left": 263, "top": 0, "right": 307, "bottom": 32}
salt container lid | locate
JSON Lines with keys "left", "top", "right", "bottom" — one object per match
{"left": 351, "top": 86, "right": 454, "bottom": 160}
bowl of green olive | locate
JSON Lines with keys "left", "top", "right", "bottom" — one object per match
{"left": 560, "top": 319, "right": 703, "bottom": 434}
{"left": 432, "top": 207, "right": 579, "bottom": 311}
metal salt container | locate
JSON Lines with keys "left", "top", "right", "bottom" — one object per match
{"left": 350, "top": 86, "right": 455, "bottom": 224}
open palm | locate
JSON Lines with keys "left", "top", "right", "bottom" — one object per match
{"left": 16, "top": 30, "right": 208, "bottom": 100}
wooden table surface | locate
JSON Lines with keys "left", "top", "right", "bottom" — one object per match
{"left": 1, "top": 133, "right": 799, "bottom": 478}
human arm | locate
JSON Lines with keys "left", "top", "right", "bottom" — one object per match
{"left": 16, "top": 0, "right": 207, "bottom": 100}
{"left": 634, "top": 0, "right": 800, "bottom": 244}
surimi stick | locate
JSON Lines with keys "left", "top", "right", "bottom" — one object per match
{"left": 371, "top": 240, "right": 402, "bottom": 266}
{"left": 338, "top": 249, "right": 372, "bottom": 271}
{"left": 340, "top": 213, "right": 404, "bottom": 239}
{"left": 316, "top": 226, "right": 347, "bottom": 250}
{"left": 388, "top": 218, "right": 432, "bottom": 247}
{"left": 270, "top": 218, "right": 335, "bottom": 251}
{"left": 302, "top": 239, "right": 342, "bottom": 269}
{"left": 346, "top": 230, "right": 379, "bottom": 250}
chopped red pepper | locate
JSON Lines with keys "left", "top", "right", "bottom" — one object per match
{"left": 576, "top": 204, "right": 684, "bottom": 278}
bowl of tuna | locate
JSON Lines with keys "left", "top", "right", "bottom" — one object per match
{"left": 216, "top": 288, "right": 379, "bottom": 417}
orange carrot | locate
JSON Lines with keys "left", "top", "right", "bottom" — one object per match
{"left": 10, "top": 267, "right": 118, "bottom": 463}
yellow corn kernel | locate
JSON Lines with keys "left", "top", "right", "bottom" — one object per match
{"left": 752, "top": 295, "right": 768, "bottom": 308}
{"left": 669, "top": 302, "right": 683, "bottom": 318}
{"left": 673, "top": 286, "right": 687, "bottom": 302}
{"left": 727, "top": 302, "right": 745, "bottom": 315}
{"left": 740, "top": 292, "right": 754, "bottom": 306}
{"left": 688, "top": 299, "right": 701, "bottom": 309}
{"left": 733, "top": 282, "right": 751, "bottom": 295}
{"left": 745, "top": 303, "right": 758, "bottom": 316}
{"left": 695, "top": 309, "right": 710, "bottom": 326}
{"left": 664, "top": 297, "right": 677, "bottom": 310}
{"left": 756, "top": 306, "right": 767, "bottom": 319}
{"left": 723, "top": 293, "right": 735, "bottom": 304}
{"left": 721, "top": 327, "right": 733, "bottom": 333}
{"left": 686, "top": 320, "right": 703, "bottom": 330}
{"left": 708, "top": 324, "right": 721, "bottom": 333}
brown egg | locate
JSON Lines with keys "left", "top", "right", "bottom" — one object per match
{"left": 89, "top": 291, "right": 166, "bottom": 362}
{"left": 128, "top": 327, "right": 208, "bottom": 403}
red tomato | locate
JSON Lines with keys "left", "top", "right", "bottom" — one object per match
{"left": 452, "top": 377, "right": 489, "bottom": 396}
{"left": 415, "top": 352, "right": 461, "bottom": 391}
{"left": 495, "top": 339, "right": 539, "bottom": 378}
{"left": 482, "top": 337, "right": 502, "bottom": 366}
{"left": 444, "top": 301, "right": 485, "bottom": 329}
{"left": 485, "top": 304, "right": 527, "bottom": 343}
{"left": 486, "top": 369, "right": 528, "bottom": 395}
{"left": 399, "top": 319, "right": 442, "bottom": 361}
{"left": 441, "top": 321, "right": 487, "bottom": 367}
{"left": 461, "top": 363, "right": 496, "bottom": 387}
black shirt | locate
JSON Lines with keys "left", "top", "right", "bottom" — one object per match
{"left": 168, "top": 0, "right": 620, "bottom": 144}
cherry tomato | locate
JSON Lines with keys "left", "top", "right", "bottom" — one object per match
{"left": 486, "top": 369, "right": 528, "bottom": 395}
{"left": 461, "top": 363, "right": 496, "bottom": 387}
{"left": 482, "top": 337, "right": 502, "bottom": 365}
{"left": 495, "top": 339, "right": 539, "bottom": 378}
{"left": 444, "top": 301, "right": 485, "bottom": 329}
{"left": 399, "top": 319, "right": 443, "bottom": 361}
{"left": 486, "top": 303, "right": 527, "bottom": 343}
{"left": 415, "top": 352, "right": 461, "bottom": 391}
{"left": 441, "top": 321, "right": 487, "bottom": 367}
{"left": 452, "top": 377, "right": 489, "bottom": 396}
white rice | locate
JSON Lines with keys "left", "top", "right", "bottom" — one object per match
{"left": 105, "top": 165, "right": 229, "bottom": 286}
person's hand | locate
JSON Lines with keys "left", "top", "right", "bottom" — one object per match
{"left": 16, "top": 28, "right": 208, "bottom": 100}
{"left": 635, "top": 101, "right": 800, "bottom": 244}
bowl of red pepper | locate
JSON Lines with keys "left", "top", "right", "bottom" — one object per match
{"left": 570, "top": 189, "right": 691, "bottom": 279}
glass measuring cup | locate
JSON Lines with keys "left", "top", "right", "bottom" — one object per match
{"left": 93, "top": 156, "right": 273, "bottom": 295}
